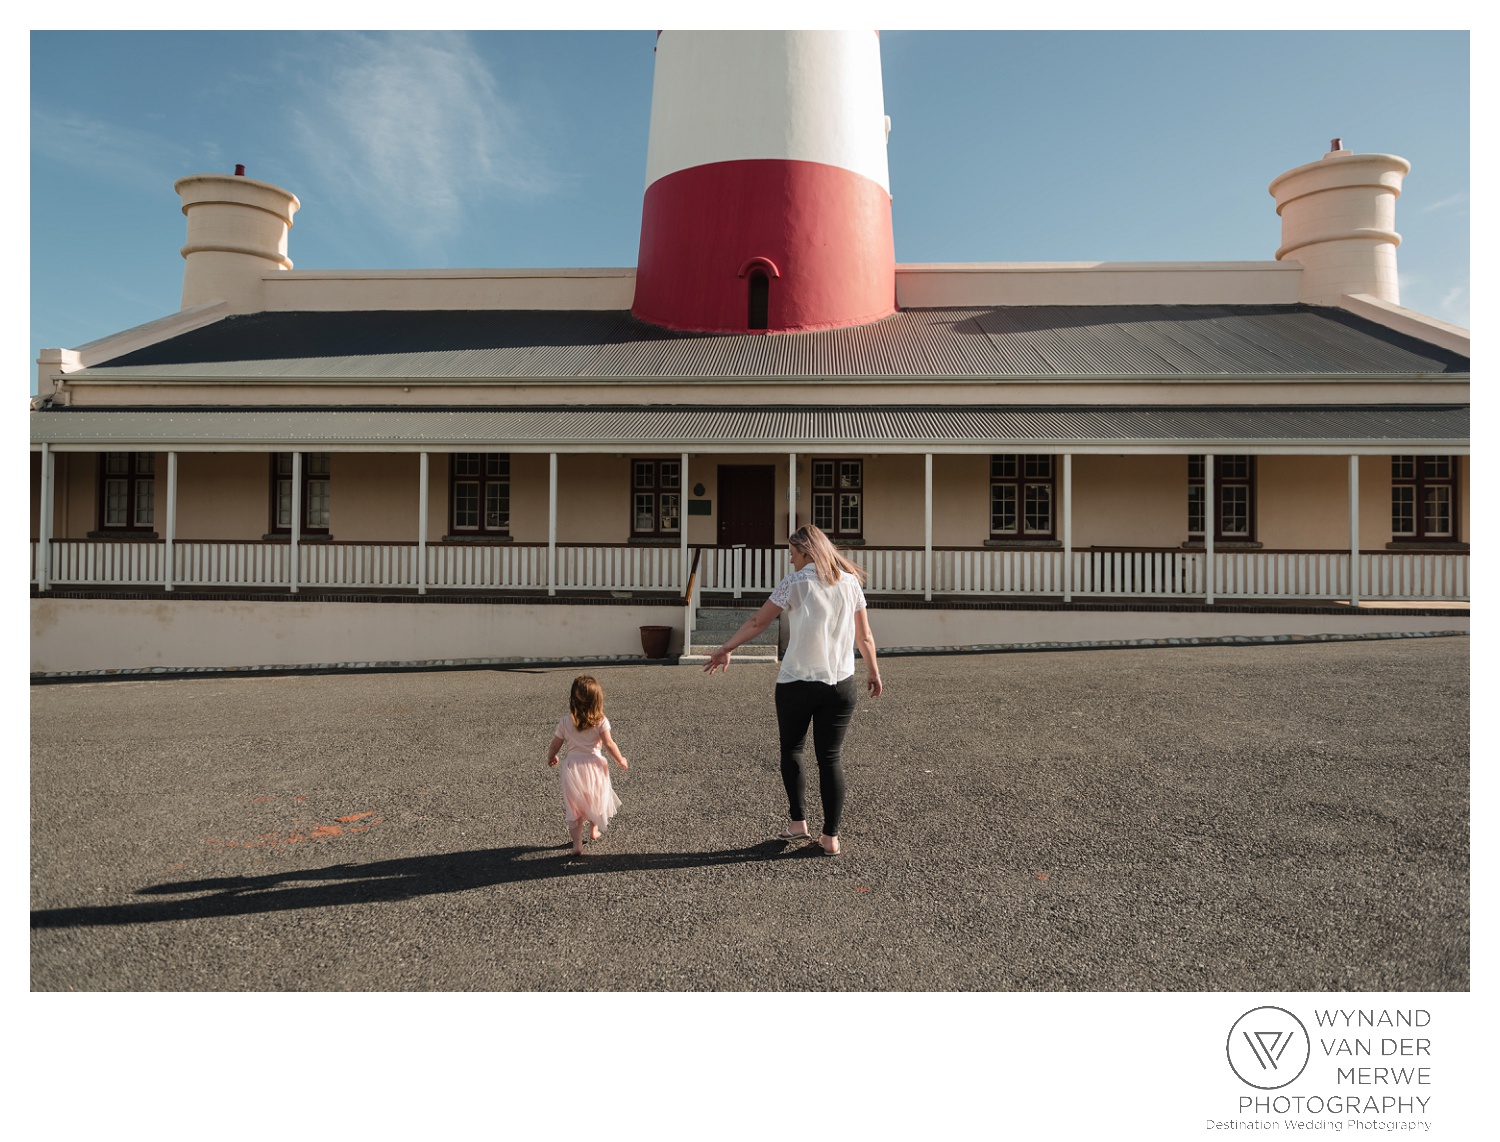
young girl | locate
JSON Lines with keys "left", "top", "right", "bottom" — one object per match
{"left": 546, "top": 675, "right": 629, "bottom": 856}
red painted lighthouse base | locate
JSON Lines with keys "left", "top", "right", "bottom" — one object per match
{"left": 632, "top": 158, "right": 897, "bottom": 334}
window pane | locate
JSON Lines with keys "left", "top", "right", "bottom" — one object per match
{"left": 1391, "top": 456, "right": 1416, "bottom": 480}
{"left": 275, "top": 453, "right": 293, "bottom": 477}
{"left": 276, "top": 479, "right": 293, "bottom": 527}
{"left": 306, "top": 453, "right": 331, "bottom": 478}
{"left": 1220, "top": 456, "right": 1249, "bottom": 480}
{"left": 813, "top": 493, "right": 834, "bottom": 530}
{"left": 635, "top": 493, "right": 655, "bottom": 532}
{"left": 485, "top": 485, "right": 509, "bottom": 531}
{"left": 133, "top": 479, "right": 155, "bottom": 527}
{"left": 1391, "top": 486, "right": 1415, "bottom": 536}
{"left": 1187, "top": 455, "right": 1204, "bottom": 482}
{"left": 839, "top": 461, "right": 861, "bottom": 489}
{"left": 812, "top": 461, "right": 834, "bottom": 489}
{"left": 104, "top": 453, "right": 130, "bottom": 476}
{"left": 455, "top": 481, "right": 479, "bottom": 529}
{"left": 660, "top": 493, "right": 680, "bottom": 533}
{"left": 1424, "top": 457, "right": 1452, "bottom": 480}
{"left": 105, "top": 479, "right": 129, "bottom": 526}
{"left": 135, "top": 452, "right": 156, "bottom": 475}
{"left": 1023, "top": 455, "right": 1051, "bottom": 479}
{"left": 1220, "top": 487, "right": 1249, "bottom": 536}
{"left": 306, "top": 479, "right": 330, "bottom": 527}
{"left": 992, "top": 455, "right": 1017, "bottom": 480}
{"left": 1424, "top": 488, "right": 1452, "bottom": 537}
{"left": 455, "top": 454, "right": 481, "bottom": 477}
{"left": 1188, "top": 486, "right": 1205, "bottom": 535}
{"left": 660, "top": 462, "right": 680, "bottom": 489}
{"left": 839, "top": 492, "right": 861, "bottom": 534}
{"left": 1024, "top": 484, "right": 1051, "bottom": 533}
{"left": 991, "top": 486, "right": 1017, "bottom": 534}
{"left": 634, "top": 462, "right": 654, "bottom": 489}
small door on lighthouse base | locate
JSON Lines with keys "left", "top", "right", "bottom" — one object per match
{"left": 716, "top": 465, "right": 776, "bottom": 548}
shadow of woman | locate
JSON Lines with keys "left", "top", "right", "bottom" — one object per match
{"left": 30, "top": 838, "right": 816, "bottom": 930}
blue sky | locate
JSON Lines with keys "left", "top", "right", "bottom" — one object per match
{"left": 28, "top": 27, "right": 1469, "bottom": 390}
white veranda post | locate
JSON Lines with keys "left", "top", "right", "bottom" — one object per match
{"left": 1348, "top": 454, "right": 1360, "bottom": 606}
{"left": 1204, "top": 453, "right": 1215, "bottom": 605}
{"left": 165, "top": 451, "right": 178, "bottom": 592}
{"left": 681, "top": 451, "right": 690, "bottom": 591}
{"left": 1063, "top": 453, "right": 1073, "bottom": 602}
{"left": 548, "top": 452, "right": 558, "bottom": 596}
{"left": 418, "top": 452, "right": 429, "bottom": 595}
{"left": 290, "top": 450, "right": 302, "bottom": 594}
{"left": 924, "top": 453, "right": 933, "bottom": 601}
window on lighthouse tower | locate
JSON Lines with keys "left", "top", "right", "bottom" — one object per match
{"left": 748, "top": 269, "right": 770, "bottom": 331}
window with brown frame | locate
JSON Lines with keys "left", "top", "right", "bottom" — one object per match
{"left": 1188, "top": 455, "right": 1255, "bottom": 542}
{"left": 450, "top": 453, "right": 510, "bottom": 536}
{"left": 1392, "top": 455, "right": 1459, "bottom": 542}
{"left": 631, "top": 458, "right": 681, "bottom": 538}
{"left": 270, "top": 453, "right": 331, "bottom": 535}
{"left": 98, "top": 452, "right": 156, "bottom": 532}
{"left": 811, "top": 458, "right": 863, "bottom": 540}
{"left": 990, "top": 455, "right": 1055, "bottom": 539}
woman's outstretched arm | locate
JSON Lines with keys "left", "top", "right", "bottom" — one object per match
{"left": 704, "top": 600, "right": 783, "bottom": 674}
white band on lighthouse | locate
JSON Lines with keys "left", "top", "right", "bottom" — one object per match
{"left": 644, "top": 31, "right": 891, "bottom": 193}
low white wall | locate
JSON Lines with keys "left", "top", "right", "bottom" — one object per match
{"left": 871, "top": 607, "right": 1467, "bottom": 651}
{"left": 32, "top": 597, "right": 1466, "bottom": 676}
{"left": 30, "top": 598, "right": 685, "bottom": 674}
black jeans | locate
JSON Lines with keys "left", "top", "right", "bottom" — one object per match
{"left": 774, "top": 676, "right": 858, "bottom": 836}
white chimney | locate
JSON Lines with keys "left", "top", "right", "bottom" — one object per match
{"left": 174, "top": 167, "right": 300, "bottom": 312}
{"left": 1269, "top": 142, "right": 1409, "bottom": 306}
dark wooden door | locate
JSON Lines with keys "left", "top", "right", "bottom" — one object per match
{"left": 717, "top": 465, "right": 776, "bottom": 547}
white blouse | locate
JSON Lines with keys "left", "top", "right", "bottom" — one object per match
{"left": 768, "top": 566, "right": 868, "bottom": 684}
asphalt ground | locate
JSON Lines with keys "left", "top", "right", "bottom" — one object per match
{"left": 30, "top": 636, "right": 1469, "bottom": 992}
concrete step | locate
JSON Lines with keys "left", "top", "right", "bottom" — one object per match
{"left": 678, "top": 648, "right": 778, "bottom": 666}
{"left": 691, "top": 607, "right": 779, "bottom": 649}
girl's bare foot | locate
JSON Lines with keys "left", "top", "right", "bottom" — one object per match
{"left": 569, "top": 821, "right": 585, "bottom": 856}
{"left": 590, "top": 823, "right": 602, "bottom": 841}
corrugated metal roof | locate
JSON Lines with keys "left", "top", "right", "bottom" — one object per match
{"left": 67, "top": 305, "right": 1469, "bottom": 381}
{"left": 31, "top": 404, "right": 1470, "bottom": 449}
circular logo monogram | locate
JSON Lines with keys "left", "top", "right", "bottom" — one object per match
{"left": 1226, "top": 1006, "right": 1311, "bottom": 1089}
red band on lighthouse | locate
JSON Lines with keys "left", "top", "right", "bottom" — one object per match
{"left": 632, "top": 31, "right": 896, "bottom": 335}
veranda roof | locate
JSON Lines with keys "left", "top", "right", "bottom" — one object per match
{"left": 30, "top": 404, "right": 1469, "bottom": 454}
{"left": 60, "top": 304, "right": 1469, "bottom": 381}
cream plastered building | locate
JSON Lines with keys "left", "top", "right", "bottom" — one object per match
{"left": 30, "top": 34, "right": 1469, "bottom": 676}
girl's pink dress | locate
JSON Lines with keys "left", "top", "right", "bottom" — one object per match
{"left": 555, "top": 715, "right": 622, "bottom": 832}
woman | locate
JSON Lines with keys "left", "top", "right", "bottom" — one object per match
{"left": 704, "top": 524, "right": 883, "bottom": 855}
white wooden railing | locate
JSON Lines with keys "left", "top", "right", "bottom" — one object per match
{"left": 30, "top": 541, "right": 1470, "bottom": 602}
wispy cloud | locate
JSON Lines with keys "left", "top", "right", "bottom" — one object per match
{"left": 31, "top": 108, "right": 198, "bottom": 190}
{"left": 1421, "top": 193, "right": 1468, "bottom": 214}
{"left": 289, "top": 32, "right": 558, "bottom": 253}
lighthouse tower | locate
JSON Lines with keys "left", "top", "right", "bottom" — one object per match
{"left": 631, "top": 30, "right": 897, "bottom": 335}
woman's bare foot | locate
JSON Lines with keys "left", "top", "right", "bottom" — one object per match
{"left": 819, "top": 834, "right": 840, "bottom": 855}
{"left": 777, "top": 820, "right": 813, "bottom": 840}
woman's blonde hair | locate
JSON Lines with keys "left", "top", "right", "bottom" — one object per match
{"left": 569, "top": 675, "right": 605, "bottom": 730}
{"left": 788, "top": 523, "right": 866, "bottom": 586}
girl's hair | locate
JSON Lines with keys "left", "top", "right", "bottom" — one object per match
{"left": 569, "top": 675, "right": 605, "bottom": 730}
{"left": 788, "top": 523, "right": 866, "bottom": 586}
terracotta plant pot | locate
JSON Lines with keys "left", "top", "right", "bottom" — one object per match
{"left": 639, "top": 625, "right": 673, "bottom": 659}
